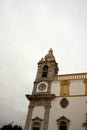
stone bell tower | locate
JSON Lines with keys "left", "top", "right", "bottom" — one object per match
{"left": 35, "top": 48, "right": 59, "bottom": 82}
{"left": 24, "top": 49, "right": 59, "bottom": 130}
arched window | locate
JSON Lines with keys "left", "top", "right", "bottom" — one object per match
{"left": 59, "top": 121, "right": 67, "bottom": 130}
{"left": 31, "top": 117, "right": 43, "bottom": 130}
{"left": 42, "top": 65, "right": 48, "bottom": 77}
{"left": 32, "top": 122, "right": 40, "bottom": 130}
{"left": 56, "top": 116, "right": 70, "bottom": 130}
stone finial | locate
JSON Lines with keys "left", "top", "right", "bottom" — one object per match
{"left": 48, "top": 48, "right": 53, "bottom": 54}
{"left": 38, "top": 58, "right": 44, "bottom": 64}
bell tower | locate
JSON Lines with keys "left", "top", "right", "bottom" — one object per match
{"left": 32, "top": 48, "right": 59, "bottom": 95}
{"left": 35, "top": 48, "right": 59, "bottom": 81}
{"left": 24, "top": 49, "right": 59, "bottom": 130}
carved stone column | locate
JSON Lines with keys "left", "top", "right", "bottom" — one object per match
{"left": 42, "top": 105, "right": 51, "bottom": 130}
{"left": 24, "top": 105, "right": 34, "bottom": 130}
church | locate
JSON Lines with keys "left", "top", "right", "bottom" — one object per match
{"left": 24, "top": 49, "right": 87, "bottom": 130}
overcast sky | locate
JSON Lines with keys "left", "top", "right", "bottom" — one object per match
{"left": 0, "top": 0, "right": 87, "bottom": 128}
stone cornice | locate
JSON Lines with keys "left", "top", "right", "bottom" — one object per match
{"left": 26, "top": 94, "right": 55, "bottom": 101}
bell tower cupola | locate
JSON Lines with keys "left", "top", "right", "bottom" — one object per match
{"left": 35, "top": 48, "right": 59, "bottom": 82}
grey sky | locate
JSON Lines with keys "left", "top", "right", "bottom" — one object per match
{"left": 0, "top": 0, "right": 87, "bottom": 128}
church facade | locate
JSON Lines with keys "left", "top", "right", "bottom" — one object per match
{"left": 24, "top": 49, "right": 87, "bottom": 130}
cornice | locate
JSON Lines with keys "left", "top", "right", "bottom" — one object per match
{"left": 26, "top": 94, "right": 55, "bottom": 101}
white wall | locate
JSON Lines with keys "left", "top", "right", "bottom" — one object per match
{"left": 48, "top": 96, "right": 87, "bottom": 130}
{"left": 70, "top": 80, "right": 85, "bottom": 95}
{"left": 51, "top": 81, "right": 60, "bottom": 96}
{"left": 32, "top": 106, "right": 45, "bottom": 119}
{"left": 49, "top": 79, "right": 87, "bottom": 130}
{"left": 51, "top": 79, "right": 85, "bottom": 96}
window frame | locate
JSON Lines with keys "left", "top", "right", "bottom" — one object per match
{"left": 56, "top": 116, "right": 70, "bottom": 130}
{"left": 59, "top": 121, "right": 67, "bottom": 130}
{"left": 31, "top": 117, "right": 43, "bottom": 130}
{"left": 32, "top": 122, "right": 40, "bottom": 130}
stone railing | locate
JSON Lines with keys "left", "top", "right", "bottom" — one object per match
{"left": 54, "top": 73, "right": 87, "bottom": 81}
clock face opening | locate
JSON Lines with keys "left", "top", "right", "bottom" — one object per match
{"left": 37, "top": 82, "right": 48, "bottom": 92}
{"left": 38, "top": 83, "right": 46, "bottom": 91}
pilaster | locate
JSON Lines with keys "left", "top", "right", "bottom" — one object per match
{"left": 24, "top": 105, "right": 34, "bottom": 130}
{"left": 42, "top": 105, "right": 51, "bottom": 130}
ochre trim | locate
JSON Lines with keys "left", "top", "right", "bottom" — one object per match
{"left": 60, "top": 80, "right": 70, "bottom": 96}
{"left": 83, "top": 80, "right": 87, "bottom": 95}
{"left": 56, "top": 95, "right": 87, "bottom": 97}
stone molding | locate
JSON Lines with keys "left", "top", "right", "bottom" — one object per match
{"left": 56, "top": 116, "right": 70, "bottom": 123}
{"left": 26, "top": 94, "right": 55, "bottom": 101}
{"left": 56, "top": 116, "right": 70, "bottom": 130}
{"left": 31, "top": 117, "right": 43, "bottom": 130}
{"left": 32, "top": 80, "right": 52, "bottom": 95}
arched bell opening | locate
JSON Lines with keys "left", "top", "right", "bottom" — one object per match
{"left": 42, "top": 65, "right": 48, "bottom": 77}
